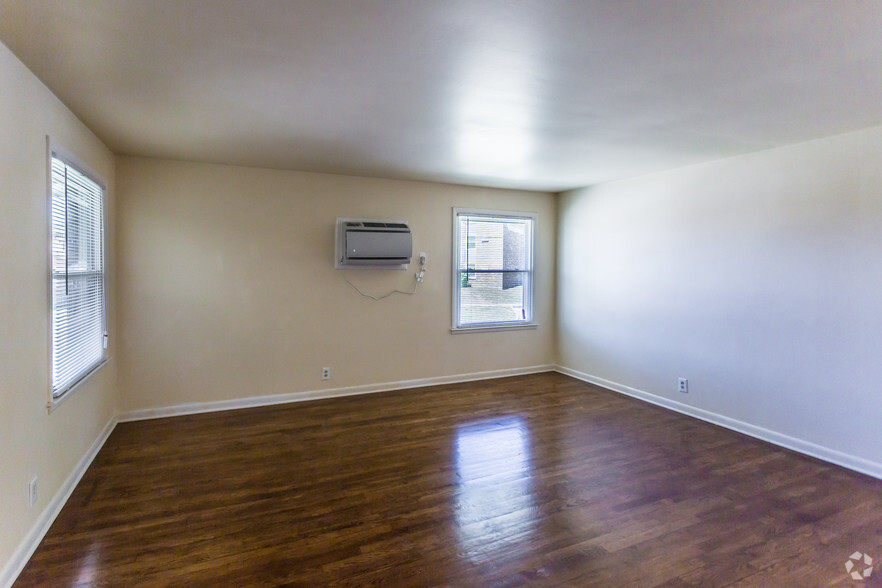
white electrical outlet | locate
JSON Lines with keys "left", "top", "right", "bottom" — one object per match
{"left": 29, "top": 477, "right": 38, "bottom": 508}
{"left": 321, "top": 367, "right": 330, "bottom": 380}
{"left": 678, "top": 378, "right": 688, "bottom": 393}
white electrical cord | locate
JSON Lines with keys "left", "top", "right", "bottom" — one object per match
{"left": 343, "top": 255, "right": 427, "bottom": 301}
{"left": 343, "top": 275, "right": 418, "bottom": 300}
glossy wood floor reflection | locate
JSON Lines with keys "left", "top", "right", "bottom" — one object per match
{"left": 16, "top": 373, "right": 882, "bottom": 587}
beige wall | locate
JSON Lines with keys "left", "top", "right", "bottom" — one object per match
{"left": 558, "top": 126, "right": 882, "bottom": 469}
{"left": 0, "top": 42, "right": 116, "bottom": 578}
{"left": 116, "top": 157, "right": 556, "bottom": 412}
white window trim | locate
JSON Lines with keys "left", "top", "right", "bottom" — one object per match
{"left": 46, "top": 137, "right": 109, "bottom": 412}
{"left": 451, "top": 207, "right": 538, "bottom": 333}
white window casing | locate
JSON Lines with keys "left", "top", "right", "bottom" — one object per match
{"left": 48, "top": 140, "right": 108, "bottom": 405}
{"left": 452, "top": 208, "right": 537, "bottom": 333}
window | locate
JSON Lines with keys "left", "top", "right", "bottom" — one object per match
{"left": 49, "top": 149, "right": 107, "bottom": 401}
{"left": 452, "top": 208, "right": 536, "bottom": 331}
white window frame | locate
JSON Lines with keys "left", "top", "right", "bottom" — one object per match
{"left": 451, "top": 208, "right": 538, "bottom": 333}
{"left": 47, "top": 138, "right": 108, "bottom": 409}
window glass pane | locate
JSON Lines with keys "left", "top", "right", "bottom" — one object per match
{"left": 458, "top": 271, "right": 529, "bottom": 324}
{"left": 52, "top": 274, "right": 104, "bottom": 389}
{"left": 458, "top": 217, "right": 529, "bottom": 271}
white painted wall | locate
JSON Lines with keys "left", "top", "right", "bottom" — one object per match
{"left": 558, "top": 126, "right": 882, "bottom": 472}
{"left": 0, "top": 42, "right": 117, "bottom": 584}
{"left": 116, "top": 157, "right": 556, "bottom": 413}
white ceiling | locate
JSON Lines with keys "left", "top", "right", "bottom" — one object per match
{"left": 1, "top": 0, "right": 881, "bottom": 192}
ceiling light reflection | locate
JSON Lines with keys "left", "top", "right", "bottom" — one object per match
{"left": 454, "top": 416, "right": 536, "bottom": 563}
{"left": 74, "top": 543, "right": 100, "bottom": 585}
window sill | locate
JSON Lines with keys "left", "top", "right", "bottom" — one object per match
{"left": 450, "top": 323, "right": 538, "bottom": 334}
{"left": 47, "top": 357, "right": 110, "bottom": 413}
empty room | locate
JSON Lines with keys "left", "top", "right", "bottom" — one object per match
{"left": 2, "top": 1, "right": 882, "bottom": 586}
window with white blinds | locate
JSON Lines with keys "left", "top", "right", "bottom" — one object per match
{"left": 50, "top": 154, "right": 106, "bottom": 399}
{"left": 452, "top": 208, "right": 537, "bottom": 331}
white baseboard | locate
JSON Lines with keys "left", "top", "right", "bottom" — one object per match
{"left": 555, "top": 365, "right": 882, "bottom": 480}
{"left": 1, "top": 416, "right": 118, "bottom": 588}
{"left": 118, "top": 365, "right": 556, "bottom": 422}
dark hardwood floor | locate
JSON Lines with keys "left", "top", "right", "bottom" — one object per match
{"left": 15, "top": 373, "right": 882, "bottom": 586}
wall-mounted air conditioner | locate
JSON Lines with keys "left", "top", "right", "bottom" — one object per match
{"left": 335, "top": 218, "right": 412, "bottom": 269}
